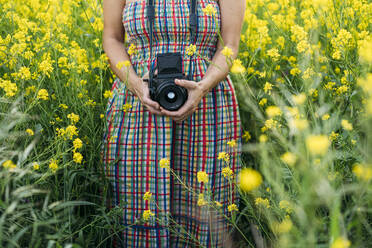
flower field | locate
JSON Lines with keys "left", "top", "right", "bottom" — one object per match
{"left": 0, "top": 0, "right": 371, "bottom": 247}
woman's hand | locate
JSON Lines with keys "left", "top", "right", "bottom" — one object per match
{"left": 159, "top": 79, "right": 207, "bottom": 123}
{"left": 132, "top": 71, "right": 164, "bottom": 116}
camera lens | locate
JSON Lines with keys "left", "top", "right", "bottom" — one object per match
{"left": 155, "top": 80, "right": 188, "bottom": 111}
{"left": 166, "top": 91, "right": 176, "bottom": 103}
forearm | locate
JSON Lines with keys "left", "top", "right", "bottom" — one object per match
{"left": 198, "top": 43, "right": 239, "bottom": 96}
{"left": 103, "top": 37, "right": 141, "bottom": 89}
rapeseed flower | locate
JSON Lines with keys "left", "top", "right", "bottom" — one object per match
{"left": 2, "top": 160, "right": 16, "bottom": 170}
{"left": 197, "top": 193, "right": 207, "bottom": 206}
{"left": 230, "top": 59, "right": 246, "bottom": 74}
{"left": 306, "top": 135, "right": 330, "bottom": 156}
{"left": 280, "top": 152, "right": 296, "bottom": 166}
{"left": 202, "top": 4, "right": 216, "bottom": 16}
{"left": 239, "top": 168, "right": 262, "bottom": 192}
{"left": 331, "top": 237, "right": 351, "bottom": 248}
{"left": 217, "top": 152, "right": 230, "bottom": 163}
{"left": 255, "top": 197, "right": 270, "bottom": 208}
{"left": 185, "top": 44, "right": 196, "bottom": 56}
{"left": 341, "top": 119, "right": 353, "bottom": 131}
{"left": 49, "top": 159, "right": 58, "bottom": 172}
{"left": 143, "top": 192, "right": 152, "bottom": 201}
{"left": 197, "top": 171, "right": 209, "bottom": 183}
{"left": 221, "top": 46, "right": 233, "bottom": 58}
{"left": 142, "top": 210, "right": 155, "bottom": 221}
{"left": 221, "top": 167, "right": 233, "bottom": 179}
{"left": 159, "top": 158, "right": 170, "bottom": 169}
{"left": 228, "top": 203, "right": 238, "bottom": 212}
{"left": 73, "top": 152, "right": 83, "bottom": 164}
{"left": 26, "top": 128, "right": 34, "bottom": 136}
{"left": 37, "top": 89, "right": 49, "bottom": 100}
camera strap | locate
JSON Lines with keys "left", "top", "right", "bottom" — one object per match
{"left": 146, "top": 0, "right": 198, "bottom": 92}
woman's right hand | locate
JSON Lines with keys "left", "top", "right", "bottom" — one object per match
{"left": 131, "top": 71, "right": 164, "bottom": 116}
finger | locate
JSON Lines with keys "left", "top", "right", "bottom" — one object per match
{"left": 142, "top": 69, "right": 158, "bottom": 79}
{"left": 160, "top": 106, "right": 186, "bottom": 118}
{"left": 143, "top": 97, "right": 161, "bottom": 110}
{"left": 173, "top": 109, "right": 194, "bottom": 122}
{"left": 175, "top": 79, "right": 197, "bottom": 90}
{"left": 142, "top": 91, "right": 161, "bottom": 110}
{"left": 144, "top": 104, "right": 164, "bottom": 116}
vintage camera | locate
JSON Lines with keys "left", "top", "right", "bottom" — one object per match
{"left": 147, "top": 52, "right": 188, "bottom": 111}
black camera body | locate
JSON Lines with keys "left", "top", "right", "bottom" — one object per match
{"left": 149, "top": 52, "right": 188, "bottom": 111}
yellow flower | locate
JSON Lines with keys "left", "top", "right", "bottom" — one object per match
{"left": 329, "top": 131, "right": 339, "bottom": 142}
{"left": 352, "top": 163, "right": 372, "bottom": 181}
{"left": 214, "top": 201, "right": 222, "bottom": 207}
{"left": 228, "top": 203, "right": 238, "bottom": 212}
{"left": 33, "top": 162, "right": 40, "bottom": 170}
{"left": 322, "top": 114, "right": 330, "bottom": 120}
{"left": 280, "top": 152, "right": 296, "bottom": 166}
{"left": 59, "top": 103, "right": 68, "bottom": 109}
{"left": 341, "top": 119, "right": 353, "bottom": 131}
{"left": 142, "top": 209, "right": 155, "bottom": 221}
{"left": 197, "top": 193, "right": 207, "bottom": 206}
{"left": 122, "top": 103, "right": 132, "bottom": 112}
{"left": 263, "top": 82, "right": 273, "bottom": 94}
{"left": 242, "top": 131, "right": 251, "bottom": 142}
{"left": 239, "top": 168, "right": 262, "bottom": 192}
{"left": 279, "top": 200, "right": 292, "bottom": 213}
{"left": 255, "top": 197, "right": 270, "bottom": 208}
{"left": 73, "top": 138, "right": 83, "bottom": 151}
{"left": 26, "top": 128, "right": 34, "bottom": 136}
{"left": 230, "top": 59, "right": 246, "bottom": 74}
{"left": 291, "top": 119, "right": 309, "bottom": 131}
{"left": 259, "top": 98, "right": 267, "bottom": 106}
{"left": 104, "top": 90, "right": 113, "bottom": 99}
{"left": 222, "top": 167, "right": 233, "bottom": 179}
{"left": 127, "top": 43, "right": 138, "bottom": 56}
{"left": 186, "top": 44, "right": 197, "bottom": 56}
{"left": 143, "top": 191, "right": 152, "bottom": 201}
{"left": 227, "top": 139, "right": 237, "bottom": 148}
{"left": 197, "top": 171, "right": 209, "bottom": 183}
{"left": 292, "top": 93, "right": 306, "bottom": 105}
{"left": 73, "top": 152, "right": 83, "bottom": 164}
{"left": 116, "top": 60, "right": 131, "bottom": 70}
{"left": 306, "top": 135, "right": 330, "bottom": 156}
{"left": 159, "top": 158, "right": 170, "bottom": 169}
{"left": 202, "top": 4, "right": 216, "bottom": 16}
{"left": 331, "top": 237, "right": 351, "bottom": 248}
{"left": 259, "top": 135, "right": 268, "bottom": 143}
{"left": 37, "top": 89, "right": 49, "bottom": 100}
{"left": 49, "top": 159, "right": 58, "bottom": 172}
{"left": 67, "top": 113, "right": 80, "bottom": 124}
{"left": 221, "top": 46, "right": 233, "bottom": 58}
{"left": 2, "top": 160, "right": 16, "bottom": 170}
{"left": 65, "top": 125, "right": 79, "bottom": 140}
{"left": 274, "top": 218, "right": 293, "bottom": 233}
{"left": 265, "top": 106, "right": 282, "bottom": 117}
{"left": 100, "top": 114, "right": 105, "bottom": 119}
{"left": 266, "top": 48, "right": 280, "bottom": 61}
{"left": 290, "top": 67, "right": 301, "bottom": 76}
{"left": 217, "top": 152, "right": 230, "bottom": 163}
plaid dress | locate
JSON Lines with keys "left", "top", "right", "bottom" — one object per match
{"left": 100, "top": 0, "right": 243, "bottom": 247}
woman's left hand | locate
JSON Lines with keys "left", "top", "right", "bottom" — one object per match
{"left": 160, "top": 79, "right": 207, "bottom": 123}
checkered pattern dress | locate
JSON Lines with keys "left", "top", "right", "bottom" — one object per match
{"left": 100, "top": 0, "right": 243, "bottom": 247}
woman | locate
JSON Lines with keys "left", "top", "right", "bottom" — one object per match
{"left": 100, "top": 0, "right": 245, "bottom": 247}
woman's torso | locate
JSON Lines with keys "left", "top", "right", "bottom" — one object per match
{"left": 122, "top": 0, "right": 221, "bottom": 80}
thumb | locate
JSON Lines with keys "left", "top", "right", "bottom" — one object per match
{"left": 175, "top": 79, "right": 196, "bottom": 89}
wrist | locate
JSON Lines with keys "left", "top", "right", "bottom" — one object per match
{"left": 198, "top": 78, "right": 214, "bottom": 97}
{"left": 129, "top": 76, "right": 143, "bottom": 97}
